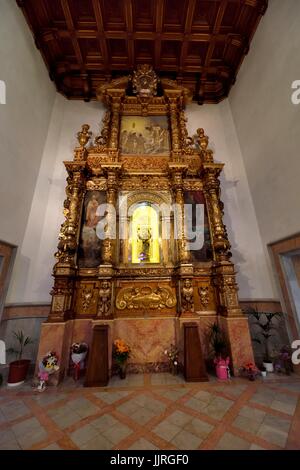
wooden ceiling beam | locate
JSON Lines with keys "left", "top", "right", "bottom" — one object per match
{"left": 17, "top": 0, "right": 268, "bottom": 103}
{"left": 92, "top": 0, "right": 109, "bottom": 73}
{"left": 154, "top": 0, "right": 164, "bottom": 68}
{"left": 124, "top": 0, "right": 134, "bottom": 69}
{"left": 180, "top": 0, "right": 196, "bottom": 71}
{"left": 60, "top": 0, "right": 84, "bottom": 70}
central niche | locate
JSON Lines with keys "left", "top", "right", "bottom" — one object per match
{"left": 130, "top": 202, "right": 160, "bottom": 264}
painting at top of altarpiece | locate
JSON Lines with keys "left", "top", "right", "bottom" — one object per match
{"left": 77, "top": 191, "right": 106, "bottom": 268}
{"left": 184, "top": 191, "right": 213, "bottom": 262}
{"left": 120, "top": 116, "right": 170, "bottom": 155}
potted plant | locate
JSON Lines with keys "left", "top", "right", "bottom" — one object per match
{"left": 260, "top": 365, "right": 267, "bottom": 378}
{"left": 7, "top": 330, "right": 33, "bottom": 386}
{"left": 208, "top": 322, "right": 230, "bottom": 380}
{"left": 112, "top": 339, "right": 131, "bottom": 379}
{"left": 245, "top": 308, "right": 282, "bottom": 373}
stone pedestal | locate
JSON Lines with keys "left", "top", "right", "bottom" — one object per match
{"left": 220, "top": 315, "right": 255, "bottom": 374}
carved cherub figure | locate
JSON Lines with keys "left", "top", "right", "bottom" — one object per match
{"left": 181, "top": 279, "right": 194, "bottom": 312}
{"left": 97, "top": 280, "right": 111, "bottom": 317}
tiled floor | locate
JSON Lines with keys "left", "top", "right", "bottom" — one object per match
{"left": 0, "top": 373, "right": 300, "bottom": 450}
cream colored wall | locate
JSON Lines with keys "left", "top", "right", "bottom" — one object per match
{"left": 186, "top": 102, "right": 275, "bottom": 299}
{"left": 0, "top": 1, "right": 55, "bottom": 248}
{"left": 7, "top": 96, "right": 274, "bottom": 303}
{"left": 229, "top": 0, "right": 300, "bottom": 280}
{"left": 7, "top": 97, "right": 105, "bottom": 303}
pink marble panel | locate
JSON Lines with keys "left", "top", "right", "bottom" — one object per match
{"left": 220, "top": 316, "right": 255, "bottom": 373}
{"left": 113, "top": 318, "right": 176, "bottom": 364}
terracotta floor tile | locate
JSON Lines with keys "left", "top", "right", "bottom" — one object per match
{"left": 215, "top": 432, "right": 251, "bottom": 450}
{"left": 1, "top": 373, "right": 299, "bottom": 450}
{"left": 257, "top": 424, "right": 288, "bottom": 448}
{"left": 69, "top": 423, "right": 99, "bottom": 447}
{"left": 171, "top": 429, "right": 202, "bottom": 450}
{"left": 153, "top": 420, "right": 181, "bottom": 441}
{"left": 184, "top": 418, "right": 214, "bottom": 439}
{"left": 130, "top": 407, "right": 156, "bottom": 424}
{"left": 102, "top": 422, "right": 132, "bottom": 445}
{"left": 80, "top": 434, "right": 113, "bottom": 450}
{"left": 128, "top": 438, "right": 158, "bottom": 450}
{"left": 166, "top": 410, "right": 193, "bottom": 427}
{"left": 233, "top": 415, "right": 262, "bottom": 434}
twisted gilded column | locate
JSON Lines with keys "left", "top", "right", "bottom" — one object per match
{"left": 199, "top": 128, "right": 241, "bottom": 317}
{"left": 49, "top": 125, "right": 90, "bottom": 322}
{"left": 165, "top": 91, "right": 182, "bottom": 162}
{"left": 169, "top": 164, "right": 190, "bottom": 265}
{"left": 108, "top": 92, "right": 124, "bottom": 159}
{"left": 99, "top": 164, "right": 122, "bottom": 273}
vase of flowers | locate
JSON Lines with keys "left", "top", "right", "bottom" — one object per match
{"left": 240, "top": 362, "right": 259, "bottom": 381}
{"left": 164, "top": 344, "right": 179, "bottom": 375}
{"left": 214, "top": 356, "right": 230, "bottom": 381}
{"left": 71, "top": 342, "right": 88, "bottom": 380}
{"left": 112, "top": 339, "right": 131, "bottom": 379}
{"left": 37, "top": 351, "right": 59, "bottom": 392}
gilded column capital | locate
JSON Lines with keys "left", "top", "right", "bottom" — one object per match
{"left": 214, "top": 261, "right": 243, "bottom": 317}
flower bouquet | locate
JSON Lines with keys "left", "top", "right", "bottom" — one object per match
{"left": 71, "top": 342, "right": 88, "bottom": 380}
{"left": 37, "top": 351, "right": 59, "bottom": 392}
{"left": 240, "top": 362, "right": 259, "bottom": 381}
{"left": 112, "top": 339, "right": 131, "bottom": 379}
{"left": 164, "top": 344, "right": 179, "bottom": 375}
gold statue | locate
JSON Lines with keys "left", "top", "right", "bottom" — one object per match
{"left": 137, "top": 226, "right": 152, "bottom": 262}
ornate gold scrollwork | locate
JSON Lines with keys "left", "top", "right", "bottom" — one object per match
{"left": 116, "top": 286, "right": 176, "bottom": 310}
{"left": 132, "top": 64, "right": 158, "bottom": 98}
{"left": 80, "top": 286, "right": 94, "bottom": 311}
{"left": 48, "top": 67, "right": 244, "bottom": 323}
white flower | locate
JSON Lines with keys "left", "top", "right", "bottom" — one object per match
{"left": 174, "top": 361, "right": 178, "bottom": 366}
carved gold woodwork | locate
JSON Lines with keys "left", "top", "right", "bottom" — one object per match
{"left": 198, "top": 286, "right": 210, "bottom": 307}
{"left": 54, "top": 164, "right": 85, "bottom": 268}
{"left": 116, "top": 285, "right": 176, "bottom": 310}
{"left": 120, "top": 155, "right": 169, "bottom": 171}
{"left": 76, "top": 283, "right": 98, "bottom": 316}
{"left": 49, "top": 65, "right": 244, "bottom": 323}
{"left": 86, "top": 178, "right": 107, "bottom": 191}
{"left": 116, "top": 267, "right": 174, "bottom": 277}
{"left": 97, "top": 280, "right": 112, "bottom": 318}
{"left": 181, "top": 279, "right": 194, "bottom": 313}
{"left": 132, "top": 64, "right": 158, "bottom": 98}
{"left": 120, "top": 176, "right": 170, "bottom": 191}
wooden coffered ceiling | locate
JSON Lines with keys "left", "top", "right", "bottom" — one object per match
{"left": 17, "top": 0, "right": 268, "bottom": 103}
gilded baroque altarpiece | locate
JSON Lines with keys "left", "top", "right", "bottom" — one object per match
{"left": 38, "top": 65, "right": 254, "bottom": 376}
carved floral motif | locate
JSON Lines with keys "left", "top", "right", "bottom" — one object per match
{"left": 116, "top": 286, "right": 176, "bottom": 310}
